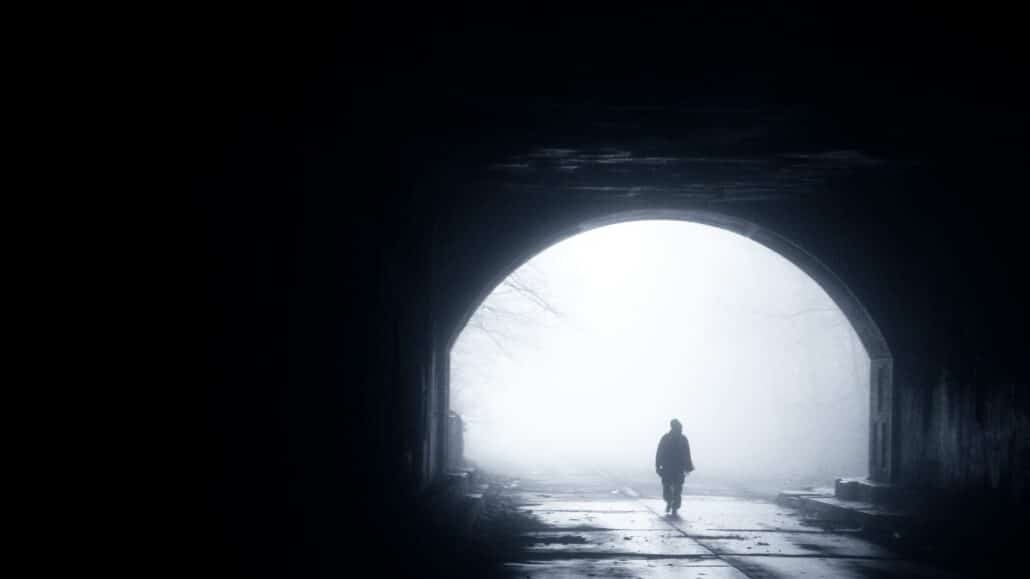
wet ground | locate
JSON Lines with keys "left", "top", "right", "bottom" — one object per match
{"left": 492, "top": 470, "right": 962, "bottom": 578}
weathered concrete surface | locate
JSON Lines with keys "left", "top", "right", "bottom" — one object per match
{"left": 190, "top": 11, "right": 1030, "bottom": 576}
{"left": 775, "top": 489, "right": 834, "bottom": 509}
{"left": 506, "top": 558, "right": 747, "bottom": 578}
{"left": 500, "top": 472, "right": 961, "bottom": 578}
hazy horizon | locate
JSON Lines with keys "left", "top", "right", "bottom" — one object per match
{"left": 451, "top": 220, "right": 869, "bottom": 490}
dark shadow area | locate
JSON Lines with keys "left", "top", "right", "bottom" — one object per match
{"left": 183, "top": 5, "right": 1029, "bottom": 578}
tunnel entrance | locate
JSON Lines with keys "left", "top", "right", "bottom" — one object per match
{"left": 446, "top": 213, "right": 893, "bottom": 489}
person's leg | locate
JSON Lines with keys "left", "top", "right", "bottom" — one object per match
{"left": 661, "top": 477, "right": 671, "bottom": 512}
{"left": 671, "top": 474, "right": 684, "bottom": 514}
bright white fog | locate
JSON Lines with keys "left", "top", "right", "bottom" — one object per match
{"left": 450, "top": 221, "right": 869, "bottom": 491}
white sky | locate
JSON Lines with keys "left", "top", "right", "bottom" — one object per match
{"left": 451, "top": 220, "right": 869, "bottom": 488}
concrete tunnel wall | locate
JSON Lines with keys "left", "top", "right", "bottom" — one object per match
{"left": 196, "top": 118, "right": 1029, "bottom": 577}
{"left": 191, "top": 26, "right": 1030, "bottom": 574}
{"left": 420, "top": 152, "right": 1030, "bottom": 509}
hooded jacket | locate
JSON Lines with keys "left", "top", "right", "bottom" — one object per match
{"left": 655, "top": 428, "right": 694, "bottom": 476}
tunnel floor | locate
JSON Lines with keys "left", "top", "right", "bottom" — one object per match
{"left": 491, "top": 470, "right": 960, "bottom": 578}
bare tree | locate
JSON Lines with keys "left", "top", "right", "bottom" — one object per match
{"left": 462, "top": 266, "right": 563, "bottom": 356}
{"left": 451, "top": 265, "right": 563, "bottom": 417}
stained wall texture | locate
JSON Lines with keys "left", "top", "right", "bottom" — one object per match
{"left": 188, "top": 7, "right": 1029, "bottom": 576}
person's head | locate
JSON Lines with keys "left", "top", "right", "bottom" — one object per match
{"left": 670, "top": 418, "right": 682, "bottom": 434}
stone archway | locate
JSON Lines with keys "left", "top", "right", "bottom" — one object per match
{"left": 447, "top": 208, "right": 894, "bottom": 483}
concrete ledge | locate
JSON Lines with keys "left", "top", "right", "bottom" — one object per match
{"left": 437, "top": 467, "right": 481, "bottom": 501}
{"left": 775, "top": 488, "right": 833, "bottom": 509}
{"left": 778, "top": 484, "right": 914, "bottom": 537}
{"left": 459, "top": 492, "right": 485, "bottom": 530}
{"left": 418, "top": 467, "right": 498, "bottom": 540}
{"left": 445, "top": 470, "right": 471, "bottom": 497}
{"left": 835, "top": 477, "right": 897, "bottom": 506}
{"left": 776, "top": 485, "right": 1030, "bottom": 575}
{"left": 804, "top": 497, "right": 910, "bottom": 527}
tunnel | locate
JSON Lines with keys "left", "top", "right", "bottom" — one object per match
{"left": 450, "top": 216, "right": 887, "bottom": 490}
{"left": 188, "top": 7, "right": 1030, "bottom": 578}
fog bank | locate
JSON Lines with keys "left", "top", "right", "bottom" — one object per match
{"left": 451, "top": 221, "right": 869, "bottom": 489}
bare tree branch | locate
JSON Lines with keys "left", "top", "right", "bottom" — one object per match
{"left": 460, "top": 268, "right": 563, "bottom": 358}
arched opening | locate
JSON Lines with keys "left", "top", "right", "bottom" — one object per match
{"left": 446, "top": 211, "right": 893, "bottom": 490}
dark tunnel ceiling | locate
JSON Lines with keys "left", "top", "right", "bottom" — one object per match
{"left": 182, "top": 6, "right": 1028, "bottom": 203}
{"left": 331, "top": 7, "right": 1027, "bottom": 203}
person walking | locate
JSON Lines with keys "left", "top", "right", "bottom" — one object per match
{"left": 655, "top": 418, "right": 694, "bottom": 516}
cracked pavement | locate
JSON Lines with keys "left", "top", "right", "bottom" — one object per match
{"left": 497, "top": 471, "right": 959, "bottom": 578}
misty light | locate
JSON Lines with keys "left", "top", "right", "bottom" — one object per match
{"left": 451, "top": 220, "right": 869, "bottom": 490}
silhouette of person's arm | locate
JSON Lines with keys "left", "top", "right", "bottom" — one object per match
{"left": 683, "top": 436, "right": 694, "bottom": 473}
{"left": 655, "top": 437, "right": 665, "bottom": 476}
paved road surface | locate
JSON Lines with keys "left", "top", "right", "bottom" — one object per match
{"left": 498, "top": 471, "right": 960, "bottom": 578}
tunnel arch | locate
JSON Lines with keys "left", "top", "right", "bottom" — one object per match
{"left": 446, "top": 208, "right": 895, "bottom": 482}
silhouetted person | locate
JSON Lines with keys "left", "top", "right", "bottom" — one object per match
{"left": 656, "top": 418, "right": 694, "bottom": 516}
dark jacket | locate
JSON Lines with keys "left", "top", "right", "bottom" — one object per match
{"left": 655, "top": 431, "right": 694, "bottom": 476}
